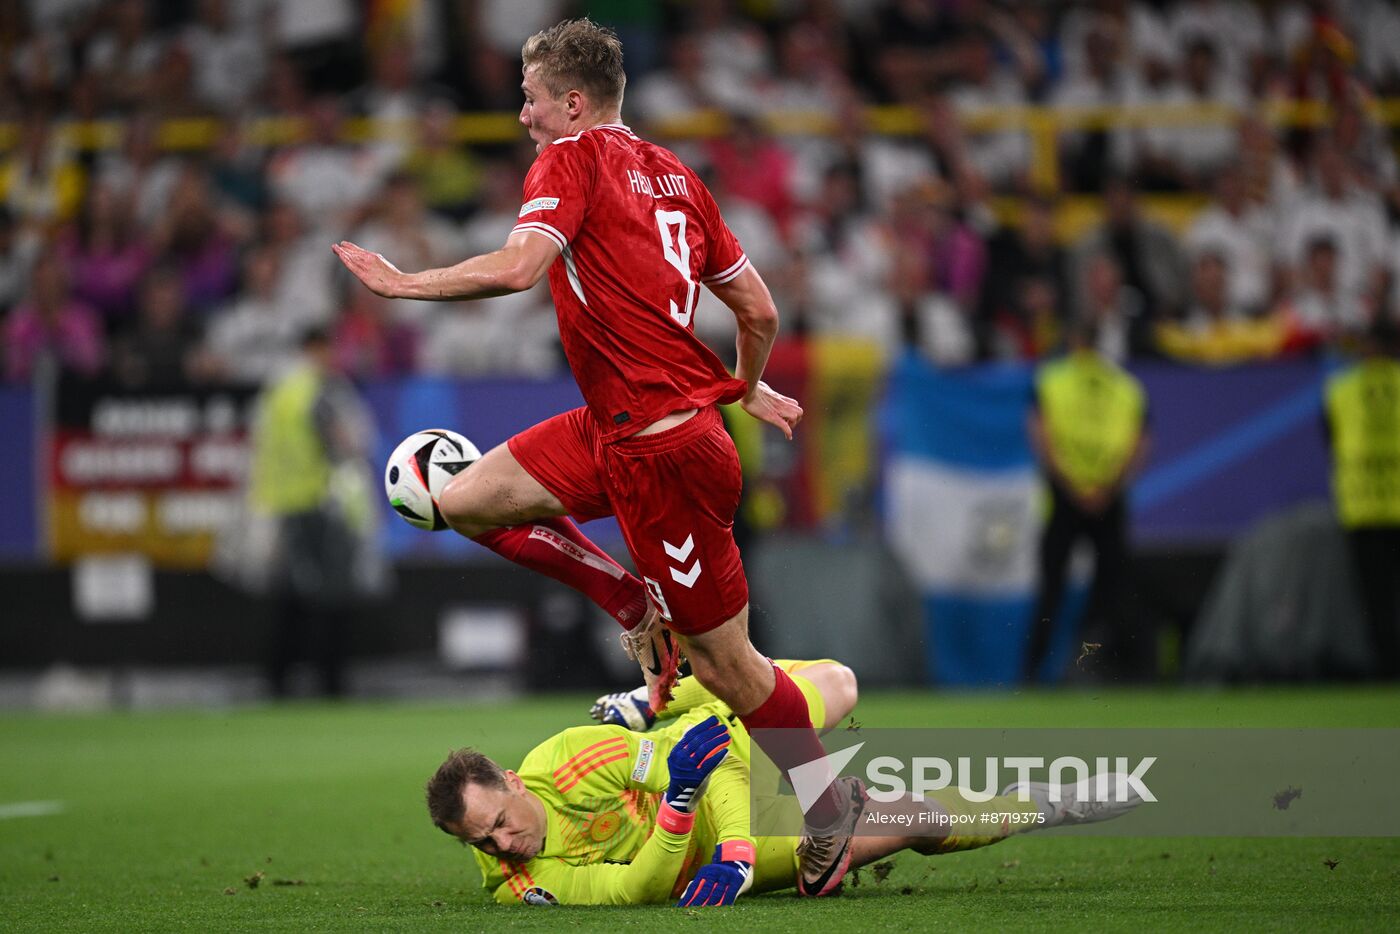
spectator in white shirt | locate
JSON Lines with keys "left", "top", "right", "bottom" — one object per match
{"left": 1060, "top": 0, "right": 1174, "bottom": 84}
{"left": 96, "top": 114, "right": 185, "bottom": 229}
{"left": 182, "top": 0, "right": 266, "bottom": 114}
{"left": 1181, "top": 249, "right": 1250, "bottom": 328}
{"left": 0, "top": 206, "right": 41, "bottom": 314}
{"left": 791, "top": 164, "right": 897, "bottom": 349}
{"left": 260, "top": 199, "right": 336, "bottom": 332}
{"left": 948, "top": 29, "right": 1031, "bottom": 192}
{"left": 1352, "top": 0, "right": 1400, "bottom": 92}
{"left": 9, "top": 26, "right": 74, "bottom": 110}
{"left": 1156, "top": 39, "right": 1249, "bottom": 189}
{"left": 351, "top": 39, "right": 448, "bottom": 171}
{"left": 761, "top": 22, "right": 849, "bottom": 119}
{"left": 797, "top": 93, "right": 936, "bottom": 218}
{"left": 348, "top": 173, "right": 463, "bottom": 330}
{"left": 1279, "top": 235, "right": 1371, "bottom": 346}
{"left": 85, "top": 0, "right": 164, "bottom": 111}
{"left": 690, "top": 0, "right": 772, "bottom": 113}
{"left": 1052, "top": 19, "right": 1140, "bottom": 191}
{"left": 475, "top": 0, "right": 564, "bottom": 58}
{"left": 1236, "top": 115, "right": 1303, "bottom": 213}
{"left": 1186, "top": 165, "right": 1275, "bottom": 315}
{"left": 630, "top": 34, "right": 714, "bottom": 130}
{"left": 267, "top": 97, "right": 385, "bottom": 231}
{"left": 1168, "top": 0, "right": 1267, "bottom": 85}
{"left": 422, "top": 161, "right": 557, "bottom": 376}
{"left": 1276, "top": 138, "right": 1388, "bottom": 308}
{"left": 203, "top": 243, "right": 302, "bottom": 384}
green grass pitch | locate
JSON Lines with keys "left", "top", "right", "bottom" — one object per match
{"left": 3, "top": 687, "right": 1399, "bottom": 932}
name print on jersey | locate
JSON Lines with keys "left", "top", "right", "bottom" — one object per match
{"left": 627, "top": 169, "right": 690, "bottom": 200}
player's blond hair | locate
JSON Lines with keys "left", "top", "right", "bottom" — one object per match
{"left": 521, "top": 18, "right": 626, "bottom": 111}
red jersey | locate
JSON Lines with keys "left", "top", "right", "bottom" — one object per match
{"left": 512, "top": 123, "right": 750, "bottom": 443}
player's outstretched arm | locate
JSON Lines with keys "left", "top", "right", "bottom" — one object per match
{"left": 332, "top": 230, "right": 559, "bottom": 302}
{"left": 676, "top": 743, "right": 756, "bottom": 907}
{"left": 708, "top": 265, "right": 803, "bottom": 439}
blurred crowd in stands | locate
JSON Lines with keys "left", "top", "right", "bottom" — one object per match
{"left": 4, "top": 0, "right": 1400, "bottom": 386}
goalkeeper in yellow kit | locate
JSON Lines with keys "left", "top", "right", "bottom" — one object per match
{"left": 425, "top": 660, "right": 1139, "bottom": 906}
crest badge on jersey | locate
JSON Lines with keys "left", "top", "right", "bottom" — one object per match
{"left": 589, "top": 809, "right": 623, "bottom": 842}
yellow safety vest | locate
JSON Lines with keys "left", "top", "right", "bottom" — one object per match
{"left": 1036, "top": 350, "right": 1146, "bottom": 496}
{"left": 249, "top": 364, "right": 330, "bottom": 515}
{"left": 1325, "top": 358, "right": 1400, "bottom": 527}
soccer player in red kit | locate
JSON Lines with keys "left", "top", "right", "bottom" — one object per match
{"left": 333, "top": 18, "right": 863, "bottom": 898}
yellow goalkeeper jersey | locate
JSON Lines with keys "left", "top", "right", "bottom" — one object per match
{"left": 472, "top": 706, "right": 755, "bottom": 905}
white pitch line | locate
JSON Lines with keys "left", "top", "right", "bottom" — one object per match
{"left": 0, "top": 800, "right": 65, "bottom": 819}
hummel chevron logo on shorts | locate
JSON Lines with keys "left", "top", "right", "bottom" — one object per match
{"left": 663, "top": 534, "right": 702, "bottom": 588}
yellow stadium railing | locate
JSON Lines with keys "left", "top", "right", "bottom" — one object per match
{"left": 2, "top": 99, "right": 1394, "bottom": 196}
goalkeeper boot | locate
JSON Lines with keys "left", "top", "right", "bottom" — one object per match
{"left": 589, "top": 686, "right": 656, "bottom": 731}
{"left": 619, "top": 603, "right": 683, "bottom": 714}
{"left": 1001, "top": 773, "right": 1145, "bottom": 829}
{"left": 796, "top": 775, "right": 868, "bottom": 897}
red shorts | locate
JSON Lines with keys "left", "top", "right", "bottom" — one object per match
{"left": 508, "top": 406, "right": 748, "bottom": 635}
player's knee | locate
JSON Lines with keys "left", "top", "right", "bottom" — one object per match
{"left": 439, "top": 469, "right": 493, "bottom": 531}
{"left": 829, "top": 664, "right": 859, "bottom": 723}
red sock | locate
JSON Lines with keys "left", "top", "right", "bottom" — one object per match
{"left": 472, "top": 518, "right": 648, "bottom": 629}
{"left": 739, "top": 664, "right": 842, "bottom": 828}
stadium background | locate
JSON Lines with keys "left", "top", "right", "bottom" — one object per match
{"left": 4, "top": 0, "right": 1398, "bottom": 695}
{"left": 1, "top": 0, "right": 1399, "bottom": 927}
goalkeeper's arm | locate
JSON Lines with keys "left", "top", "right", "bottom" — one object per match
{"left": 491, "top": 812, "right": 697, "bottom": 906}
{"left": 493, "top": 717, "right": 733, "bottom": 906}
{"left": 676, "top": 746, "right": 757, "bottom": 906}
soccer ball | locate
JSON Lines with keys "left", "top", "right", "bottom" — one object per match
{"left": 384, "top": 429, "right": 481, "bottom": 531}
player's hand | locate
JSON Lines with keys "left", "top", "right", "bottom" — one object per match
{"left": 664, "top": 716, "right": 730, "bottom": 813}
{"left": 675, "top": 844, "right": 755, "bottom": 907}
{"left": 741, "top": 380, "right": 803, "bottom": 440}
{"left": 332, "top": 241, "right": 408, "bottom": 298}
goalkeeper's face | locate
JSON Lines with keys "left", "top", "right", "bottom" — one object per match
{"left": 448, "top": 771, "right": 547, "bottom": 863}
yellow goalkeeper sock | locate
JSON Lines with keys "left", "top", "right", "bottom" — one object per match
{"left": 921, "top": 792, "right": 1041, "bottom": 855}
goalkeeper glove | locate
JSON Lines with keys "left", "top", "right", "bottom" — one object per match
{"left": 663, "top": 716, "right": 730, "bottom": 815}
{"left": 676, "top": 842, "right": 756, "bottom": 907}
{"left": 589, "top": 687, "right": 656, "bottom": 731}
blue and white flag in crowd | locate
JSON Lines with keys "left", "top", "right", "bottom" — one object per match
{"left": 883, "top": 353, "right": 1072, "bottom": 685}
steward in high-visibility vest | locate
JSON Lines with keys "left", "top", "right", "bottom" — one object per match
{"left": 247, "top": 329, "right": 380, "bottom": 697}
{"left": 1325, "top": 358, "right": 1400, "bottom": 528}
{"left": 1023, "top": 324, "right": 1150, "bottom": 683}
{"left": 1324, "top": 320, "right": 1400, "bottom": 679}
{"left": 250, "top": 361, "right": 333, "bottom": 516}
{"left": 1035, "top": 349, "right": 1147, "bottom": 500}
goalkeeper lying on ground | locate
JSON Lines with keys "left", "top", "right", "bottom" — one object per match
{"left": 425, "top": 660, "right": 1139, "bottom": 906}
